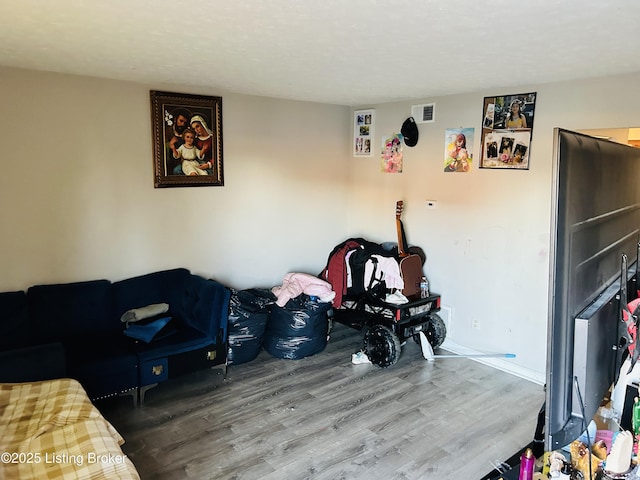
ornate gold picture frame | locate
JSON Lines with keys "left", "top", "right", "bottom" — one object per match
{"left": 150, "top": 90, "right": 223, "bottom": 187}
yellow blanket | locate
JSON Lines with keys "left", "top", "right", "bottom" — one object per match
{"left": 0, "top": 378, "right": 140, "bottom": 480}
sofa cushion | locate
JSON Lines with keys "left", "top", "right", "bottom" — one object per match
{"left": 0, "top": 343, "right": 66, "bottom": 382}
{"left": 27, "top": 280, "right": 116, "bottom": 343}
{"left": 112, "top": 268, "right": 191, "bottom": 321}
{"left": 113, "top": 269, "right": 230, "bottom": 342}
{"left": 123, "top": 316, "right": 174, "bottom": 343}
{"left": 129, "top": 323, "right": 213, "bottom": 363}
{"left": 0, "top": 290, "right": 29, "bottom": 350}
{"left": 181, "top": 276, "right": 230, "bottom": 338}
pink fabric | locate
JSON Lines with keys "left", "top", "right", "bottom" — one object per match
{"left": 272, "top": 273, "right": 336, "bottom": 307}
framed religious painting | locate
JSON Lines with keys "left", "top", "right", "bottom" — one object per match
{"left": 480, "top": 92, "right": 536, "bottom": 170}
{"left": 150, "top": 90, "right": 223, "bottom": 187}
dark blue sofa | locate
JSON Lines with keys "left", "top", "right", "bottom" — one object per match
{"left": 0, "top": 268, "right": 230, "bottom": 405}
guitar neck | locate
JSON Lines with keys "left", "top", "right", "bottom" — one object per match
{"left": 395, "top": 201, "right": 408, "bottom": 257}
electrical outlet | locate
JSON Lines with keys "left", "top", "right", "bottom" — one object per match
{"left": 472, "top": 318, "right": 480, "bottom": 329}
{"left": 426, "top": 200, "right": 437, "bottom": 209}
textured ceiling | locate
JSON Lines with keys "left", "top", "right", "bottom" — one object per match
{"left": 1, "top": 0, "right": 639, "bottom": 106}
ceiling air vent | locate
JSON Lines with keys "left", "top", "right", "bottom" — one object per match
{"left": 411, "top": 103, "right": 435, "bottom": 124}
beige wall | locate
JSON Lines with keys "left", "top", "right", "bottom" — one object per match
{"left": 347, "top": 72, "right": 640, "bottom": 382}
{"left": 2, "top": 66, "right": 640, "bottom": 382}
{"left": 0, "top": 67, "right": 351, "bottom": 291}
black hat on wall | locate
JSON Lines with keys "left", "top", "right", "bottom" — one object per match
{"left": 401, "top": 117, "right": 419, "bottom": 147}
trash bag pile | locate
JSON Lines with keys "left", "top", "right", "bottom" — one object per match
{"left": 227, "top": 274, "right": 334, "bottom": 364}
{"left": 227, "top": 288, "right": 274, "bottom": 365}
{"left": 262, "top": 294, "right": 332, "bottom": 360}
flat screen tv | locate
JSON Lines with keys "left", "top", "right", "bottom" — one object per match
{"left": 546, "top": 128, "right": 640, "bottom": 450}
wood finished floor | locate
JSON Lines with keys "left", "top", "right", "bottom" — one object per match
{"left": 98, "top": 323, "right": 545, "bottom": 480}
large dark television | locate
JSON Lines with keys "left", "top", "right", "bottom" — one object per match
{"left": 546, "top": 128, "right": 640, "bottom": 450}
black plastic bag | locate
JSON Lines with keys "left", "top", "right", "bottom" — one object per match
{"left": 227, "top": 288, "right": 275, "bottom": 365}
{"left": 263, "top": 294, "right": 332, "bottom": 360}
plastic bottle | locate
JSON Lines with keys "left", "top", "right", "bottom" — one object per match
{"left": 519, "top": 448, "right": 535, "bottom": 480}
{"left": 420, "top": 276, "right": 429, "bottom": 298}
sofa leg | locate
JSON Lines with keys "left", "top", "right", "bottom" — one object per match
{"left": 139, "top": 383, "right": 158, "bottom": 406}
{"left": 120, "top": 388, "right": 138, "bottom": 408}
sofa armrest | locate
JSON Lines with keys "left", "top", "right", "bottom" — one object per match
{"left": 181, "top": 276, "right": 231, "bottom": 341}
{"left": 0, "top": 342, "right": 66, "bottom": 382}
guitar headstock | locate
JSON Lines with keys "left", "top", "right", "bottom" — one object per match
{"left": 395, "top": 200, "right": 404, "bottom": 219}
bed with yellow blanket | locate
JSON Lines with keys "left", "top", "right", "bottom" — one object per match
{"left": 0, "top": 378, "right": 139, "bottom": 480}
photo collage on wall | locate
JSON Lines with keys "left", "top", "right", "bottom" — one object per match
{"left": 351, "top": 94, "right": 537, "bottom": 173}
{"left": 481, "top": 92, "right": 537, "bottom": 170}
{"left": 353, "top": 109, "right": 375, "bottom": 157}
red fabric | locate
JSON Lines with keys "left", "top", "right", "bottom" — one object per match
{"left": 320, "top": 239, "right": 362, "bottom": 308}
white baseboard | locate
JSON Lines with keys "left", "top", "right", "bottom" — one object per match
{"left": 440, "top": 339, "right": 546, "bottom": 386}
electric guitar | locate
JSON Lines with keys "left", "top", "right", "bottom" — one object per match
{"left": 395, "top": 201, "right": 425, "bottom": 299}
